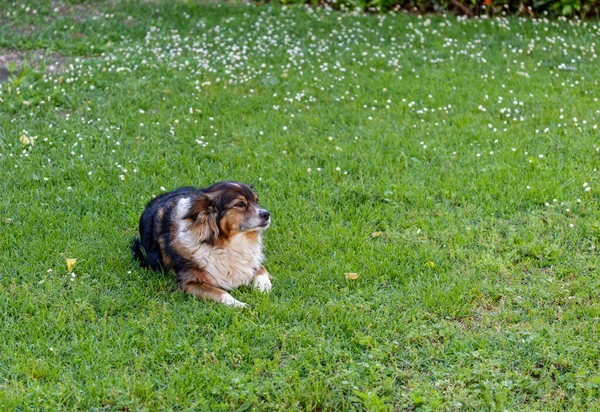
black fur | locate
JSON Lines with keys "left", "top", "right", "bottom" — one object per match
{"left": 131, "top": 187, "right": 198, "bottom": 272}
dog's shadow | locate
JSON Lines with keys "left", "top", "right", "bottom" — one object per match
{"left": 128, "top": 255, "right": 178, "bottom": 296}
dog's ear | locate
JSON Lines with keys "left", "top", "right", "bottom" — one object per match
{"left": 185, "top": 194, "right": 219, "bottom": 244}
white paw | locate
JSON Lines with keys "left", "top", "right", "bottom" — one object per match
{"left": 253, "top": 274, "right": 272, "bottom": 293}
{"left": 220, "top": 294, "right": 248, "bottom": 308}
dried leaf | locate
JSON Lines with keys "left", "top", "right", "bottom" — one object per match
{"left": 19, "top": 134, "right": 30, "bottom": 145}
{"left": 344, "top": 272, "right": 358, "bottom": 280}
{"left": 66, "top": 258, "right": 77, "bottom": 273}
{"left": 370, "top": 231, "right": 382, "bottom": 238}
{"left": 3, "top": 218, "right": 13, "bottom": 224}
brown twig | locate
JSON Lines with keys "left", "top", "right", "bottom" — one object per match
{"left": 450, "top": 0, "right": 475, "bottom": 16}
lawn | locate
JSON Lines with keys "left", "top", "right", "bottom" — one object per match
{"left": 1, "top": 1, "right": 599, "bottom": 410}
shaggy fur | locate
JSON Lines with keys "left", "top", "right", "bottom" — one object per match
{"left": 132, "top": 181, "right": 272, "bottom": 307}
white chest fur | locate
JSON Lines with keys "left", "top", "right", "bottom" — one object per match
{"left": 192, "top": 233, "right": 263, "bottom": 290}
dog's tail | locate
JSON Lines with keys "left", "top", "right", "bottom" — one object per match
{"left": 131, "top": 237, "right": 163, "bottom": 271}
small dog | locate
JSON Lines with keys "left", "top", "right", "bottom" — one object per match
{"left": 132, "top": 181, "right": 272, "bottom": 307}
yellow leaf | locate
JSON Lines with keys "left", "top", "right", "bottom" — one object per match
{"left": 19, "top": 134, "right": 30, "bottom": 145}
{"left": 66, "top": 258, "right": 77, "bottom": 273}
{"left": 426, "top": 261, "right": 435, "bottom": 268}
{"left": 370, "top": 231, "right": 382, "bottom": 238}
{"left": 344, "top": 272, "right": 358, "bottom": 280}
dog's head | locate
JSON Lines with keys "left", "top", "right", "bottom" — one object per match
{"left": 185, "top": 181, "right": 270, "bottom": 243}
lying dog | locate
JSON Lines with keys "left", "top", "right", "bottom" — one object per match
{"left": 132, "top": 181, "right": 272, "bottom": 307}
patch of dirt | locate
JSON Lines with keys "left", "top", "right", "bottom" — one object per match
{"left": 0, "top": 50, "right": 22, "bottom": 68}
{"left": 0, "top": 49, "right": 69, "bottom": 82}
{"left": 49, "top": 0, "right": 108, "bottom": 22}
{"left": 0, "top": 51, "right": 22, "bottom": 83}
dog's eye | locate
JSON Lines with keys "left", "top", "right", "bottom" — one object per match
{"left": 235, "top": 202, "right": 246, "bottom": 208}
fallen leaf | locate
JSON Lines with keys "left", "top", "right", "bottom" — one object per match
{"left": 425, "top": 261, "right": 435, "bottom": 269}
{"left": 3, "top": 218, "right": 13, "bottom": 224}
{"left": 345, "top": 272, "right": 358, "bottom": 280}
{"left": 19, "top": 134, "right": 30, "bottom": 145}
{"left": 66, "top": 258, "right": 77, "bottom": 273}
{"left": 370, "top": 231, "right": 382, "bottom": 238}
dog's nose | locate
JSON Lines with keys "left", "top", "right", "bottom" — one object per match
{"left": 260, "top": 210, "right": 270, "bottom": 220}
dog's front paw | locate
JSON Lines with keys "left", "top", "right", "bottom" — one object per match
{"left": 253, "top": 273, "right": 272, "bottom": 293}
{"left": 220, "top": 293, "right": 248, "bottom": 308}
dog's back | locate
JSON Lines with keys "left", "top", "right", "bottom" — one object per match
{"left": 131, "top": 187, "right": 199, "bottom": 271}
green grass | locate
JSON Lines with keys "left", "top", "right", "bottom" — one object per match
{"left": 1, "top": 1, "right": 600, "bottom": 410}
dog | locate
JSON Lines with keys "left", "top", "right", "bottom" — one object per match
{"left": 132, "top": 181, "right": 272, "bottom": 307}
